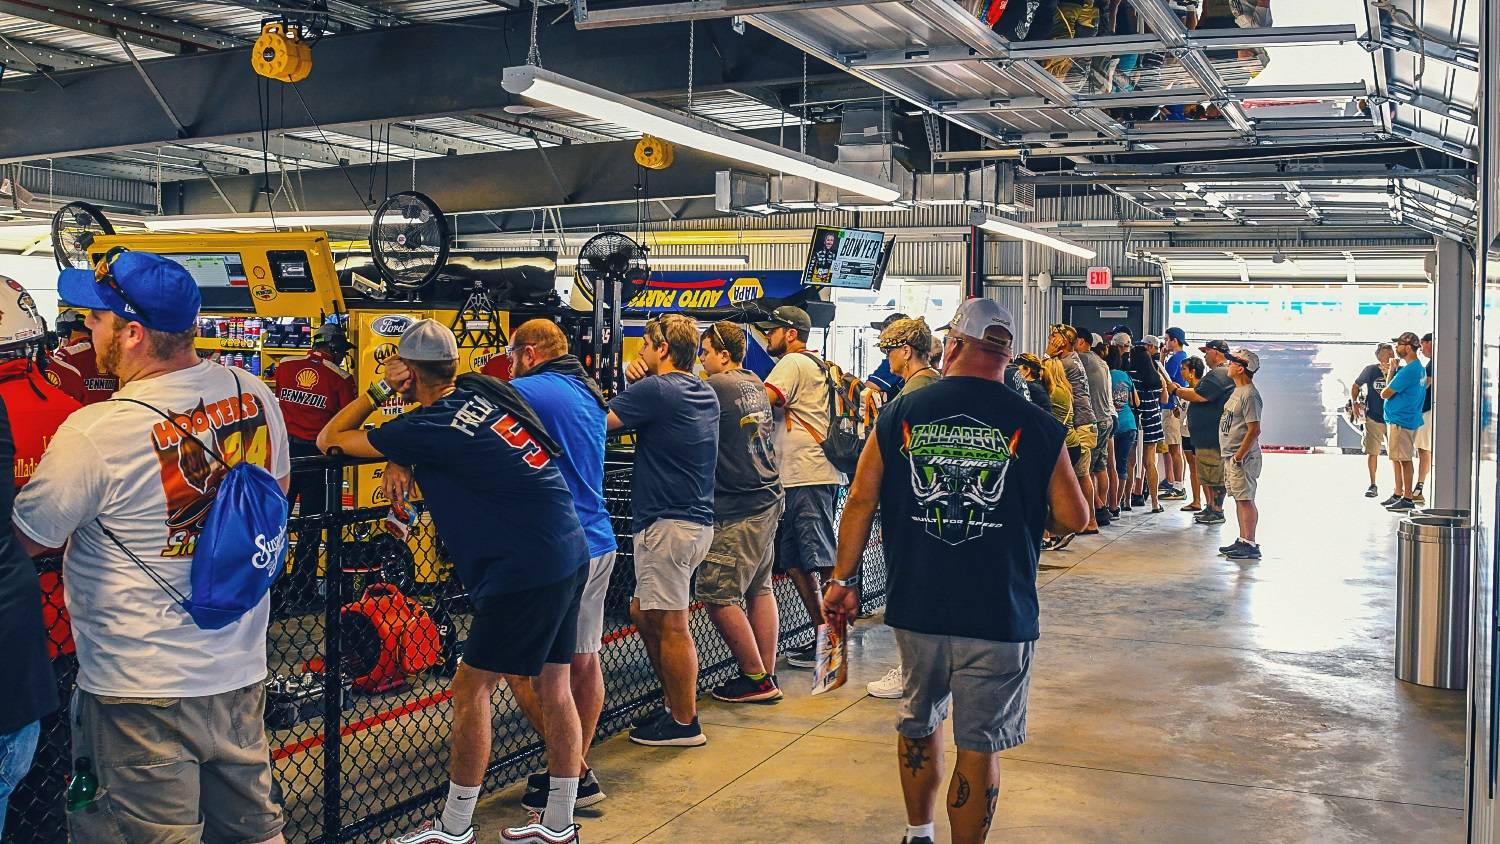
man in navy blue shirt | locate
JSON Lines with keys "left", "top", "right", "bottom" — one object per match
{"left": 501, "top": 318, "right": 619, "bottom": 813}
{"left": 319, "top": 319, "right": 589, "bottom": 844}
{"left": 610, "top": 314, "right": 719, "bottom": 748}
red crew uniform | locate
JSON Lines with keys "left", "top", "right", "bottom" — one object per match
{"left": 275, "top": 349, "right": 356, "bottom": 443}
{"left": 48, "top": 338, "right": 119, "bottom": 405}
{"left": 275, "top": 348, "right": 355, "bottom": 596}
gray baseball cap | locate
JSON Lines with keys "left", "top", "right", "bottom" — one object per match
{"left": 1141, "top": 334, "right": 1163, "bottom": 348}
{"left": 397, "top": 318, "right": 459, "bottom": 361}
{"left": 756, "top": 305, "right": 812, "bottom": 336}
{"left": 940, "top": 298, "right": 1015, "bottom": 348}
{"left": 1110, "top": 333, "right": 1132, "bottom": 348}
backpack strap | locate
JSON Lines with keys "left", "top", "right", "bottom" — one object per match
{"left": 786, "top": 351, "right": 838, "bottom": 444}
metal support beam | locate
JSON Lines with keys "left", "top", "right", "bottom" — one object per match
{"left": 466, "top": 112, "right": 616, "bottom": 145}
{"left": 1379, "top": 22, "right": 1481, "bottom": 72}
{"left": 0, "top": 0, "right": 245, "bottom": 52}
{"left": 573, "top": 0, "right": 882, "bottom": 28}
{"left": 1431, "top": 237, "right": 1476, "bottom": 508}
{"left": 0, "top": 33, "right": 111, "bottom": 71}
{"left": 1126, "top": 0, "right": 1252, "bottom": 135}
{"left": 0, "top": 12, "right": 822, "bottom": 162}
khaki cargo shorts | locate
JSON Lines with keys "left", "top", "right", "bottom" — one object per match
{"left": 695, "top": 500, "right": 784, "bottom": 607}
{"left": 1163, "top": 407, "right": 1184, "bottom": 446}
{"left": 68, "top": 683, "right": 283, "bottom": 844}
{"left": 1389, "top": 424, "right": 1418, "bottom": 461}
{"left": 1195, "top": 446, "right": 1224, "bottom": 487}
{"left": 633, "top": 518, "right": 713, "bottom": 611}
{"left": 1362, "top": 420, "right": 1387, "bottom": 456}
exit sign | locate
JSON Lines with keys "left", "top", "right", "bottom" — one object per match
{"left": 1086, "top": 266, "right": 1112, "bottom": 290}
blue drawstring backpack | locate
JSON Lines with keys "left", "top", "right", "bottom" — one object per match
{"left": 99, "top": 369, "right": 289, "bottom": 630}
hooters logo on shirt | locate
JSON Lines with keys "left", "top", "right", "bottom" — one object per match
{"left": 149, "top": 392, "right": 274, "bottom": 557}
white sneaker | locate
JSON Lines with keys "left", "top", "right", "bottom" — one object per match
{"left": 385, "top": 819, "right": 475, "bottom": 844}
{"left": 501, "top": 822, "right": 580, "bottom": 844}
{"left": 866, "top": 666, "right": 904, "bottom": 699}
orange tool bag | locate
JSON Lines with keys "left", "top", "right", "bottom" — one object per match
{"left": 339, "top": 583, "right": 443, "bottom": 694}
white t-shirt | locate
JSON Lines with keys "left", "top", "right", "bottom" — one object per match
{"left": 14, "top": 360, "right": 290, "bottom": 697}
{"left": 765, "top": 351, "right": 844, "bottom": 488}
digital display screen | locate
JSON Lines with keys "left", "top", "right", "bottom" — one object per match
{"left": 802, "top": 226, "right": 886, "bottom": 289}
{"left": 163, "top": 253, "right": 249, "bottom": 288}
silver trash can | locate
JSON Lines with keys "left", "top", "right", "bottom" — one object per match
{"left": 1395, "top": 512, "right": 1472, "bottom": 689}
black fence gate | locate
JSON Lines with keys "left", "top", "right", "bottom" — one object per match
{"left": 5, "top": 452, "right": 887, "bottom": 843}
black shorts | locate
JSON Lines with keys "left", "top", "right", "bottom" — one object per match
{"left": 463, "top": 566, "right": 586, "bottom": 677}
{"left": 774, "top": 484, "right": 838, "bottom": 573}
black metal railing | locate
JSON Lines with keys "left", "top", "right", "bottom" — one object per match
{"left": 5, "top": 452, "right": 885, "bottom": 844}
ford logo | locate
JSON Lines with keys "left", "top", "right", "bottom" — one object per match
{"left": 371, "top": 315, "right": 414, "bottom": 337}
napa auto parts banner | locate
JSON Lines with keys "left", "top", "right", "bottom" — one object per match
{"left": 627, "top": 270, "right": 806, "bottom": 311}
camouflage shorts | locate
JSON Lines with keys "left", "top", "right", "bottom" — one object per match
{"left": 693, "top": 500, "right": 784, "bottom": 606}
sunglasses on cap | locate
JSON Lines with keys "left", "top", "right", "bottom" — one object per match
{"left": 1226, "top": 354, "right": 1250, "bottom": 367}
{"left": 94, "top": 247, "right": 154, "bottom": 323}
{"left": 878, "top": 339, "right": 909, "bottom": 352}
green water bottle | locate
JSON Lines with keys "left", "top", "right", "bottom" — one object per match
{"left": 65, "top": 757, "right": 97, "bottom": 812}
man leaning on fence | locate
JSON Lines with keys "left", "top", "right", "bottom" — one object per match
{"left": 14, "top": 251, "right": 291, "bottom": 843}
{"left": 320, "top": 319, "right": 590, "bottom": 844}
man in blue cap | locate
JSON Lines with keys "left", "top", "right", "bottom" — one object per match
{"left": 14, "top": 249, "right": 292, "bottom": 844}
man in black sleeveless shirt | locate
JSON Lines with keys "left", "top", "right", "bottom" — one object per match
{"left": 825, "top": 299, "right": 1089, "bottom": 844}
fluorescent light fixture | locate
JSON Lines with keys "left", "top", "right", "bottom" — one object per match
{"left": 969, "top": 210, "right": 1097, "bottom": 260}
{"left": 144, "top": 212, "right": 376, "bottom": 231}
{"left": 557, "top": 254, "right": 750, "bottom": 267}
{"left": 503, "top": 66, "right": 902, "bottom": 204}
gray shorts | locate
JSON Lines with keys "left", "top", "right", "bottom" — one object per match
{"left": 68, "top": 684, "right": 283, "bottom": 843}
{"left": 695, "top": 500, "right": 784, "bottom": 606}
{"left": 895, "top": 630, "right": 1034, "bottom": 754}
{"left": 775, "top": 484, "right": 838, "bottom": 573}
{"left": 574, "top": 550, "right": 618, "bottom": 654}
{"left": 1224, "top": 452, "right": 1262, "bottom": 501}
{"left": 1090, "top": 418, "right": 1113, "bottom": 473}
{"left": 633, "top": 518, "right": 713, "bottom": 611}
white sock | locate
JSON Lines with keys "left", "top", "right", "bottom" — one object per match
{"left": 906, "top": 822, "right": 936, "bottom": 841}
{"left": 440, "top": 782, "right": 481, "bottom": 833}
{"left": 543, "top": 776, "right": 578, "bottom": 830}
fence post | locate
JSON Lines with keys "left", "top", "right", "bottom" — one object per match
{"left": 320, "top": 460, "right": 344, "bottom": 843}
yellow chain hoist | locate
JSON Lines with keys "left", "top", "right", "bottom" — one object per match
{"left": 634, "top": 135, "right": 675, "bottom": 170}
{"left": 252, "top": 21, "right": 313, "bottom": 83}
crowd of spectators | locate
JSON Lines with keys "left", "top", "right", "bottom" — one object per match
{"left": 1352, "top": 331, "right": 1434, "bottom": 512}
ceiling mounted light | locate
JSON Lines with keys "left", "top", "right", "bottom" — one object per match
{"left": 502, "top": 66, "right": 902, "bottom": 204}
{"left": 969, "top": 210, "right": 1097, "bottom": 260}
{"left": 557, "top": 254, "right": 750, "bottom": 267}
{"left": 144, "top": 212, "right": 377, "bottom": 231}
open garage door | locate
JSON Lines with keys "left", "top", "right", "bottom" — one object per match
{"left": 1160, "top": 249, "right": 1433, "bottom": 448}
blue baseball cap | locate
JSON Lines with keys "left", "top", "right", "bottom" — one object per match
{"left": 58, "top": 250, "right": 200, "bottom": 333}
{"left": 1165, "top": 326, "right": 1186, "bottom": 345}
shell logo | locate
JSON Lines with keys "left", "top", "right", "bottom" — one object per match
{"left": 295, "top": 368, "right": 319, "bottom": 389}
{"left": 44, "top": 369, "right": 60, "bottom": 388}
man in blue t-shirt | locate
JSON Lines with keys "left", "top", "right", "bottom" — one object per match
{"left": 609, "top": 313, "right": 719, "bottom": 748}
{"left": 1159, "top": 327, "right": 1190, "bottom": 499}
{"left": 318, "top": 319, "right": 589, "bottom": 844}
{"left": 501, "top": 318, "right": 619, "bottom": 813}
{"left": 1380, "top": 331, "right": 1427, "bottom": 511}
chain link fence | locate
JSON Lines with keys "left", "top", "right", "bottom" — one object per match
{"left": 4, "top": 452, "right": 886, "bottom": 844}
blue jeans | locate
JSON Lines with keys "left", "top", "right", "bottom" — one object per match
{"left": 0, "top": 720, "right": 40, "bottom": 836}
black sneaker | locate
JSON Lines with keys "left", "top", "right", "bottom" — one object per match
{"left": 1386, "top": 498, "right": 1416, "bottom": 512}
{"left": 521, "top": 770, "right": 606, "bottom": 811}
{"left": 902, "top": 838, "right": 936, "bottom": 844}
{"left": 1364, "top": 484, "right": 1378, "bottom": 498}
{"left": 1379, "top": 493, "right": 1401, "bottom": 507}
{"left": 785, "top": 643, "right": 817, "bottom": 668}
{"left": 1195, "top": 509, "right": 1226, "bottom": 525}
{"left": 1161, "top": 488, "right": 1186, "bottom": 501}
{"left": 1120, "top": 502, "right": 1133, "bottom": 512}
{"left": 632, "top": 707, "right": 668, "bottom": 729}
{"left": 1219, "top": 539, "right": 1248, "bottom": 555}
{"left": 1094, "top": 508, "right": 1112, "bottom": 527}
{"left": 1225, "top": 543, "right": 1262, "bottom": 560}
{"left": 711, "top": 674, "right": 782, "bottom": 704}
{"left": 1041, "top": 536, "right": 1060, "bottom": 552}
{"left": 1130, "top": 494, "right": 1146, "bottom": 508}
{"left": 628, "top": 711, "right": 707, "bottom": 747}
{"left": 1109, "top": 508, "right": 1121, "bottom": 518}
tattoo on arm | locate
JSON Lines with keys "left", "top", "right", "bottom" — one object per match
{"left": 983, "top": 785, "right": 999, "bottom": 830}
{"left": 952, "top": 772, "right": 971, "bottom": 808}
{"left": 901, "top": 738, "right": 929, "bottom": 777}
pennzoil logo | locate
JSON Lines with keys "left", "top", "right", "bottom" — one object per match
{"left": 252, "top": 284, "right": 277, "bottom": 301}
{"left": 371, "top": 315, "right": 414, "bottom": 337}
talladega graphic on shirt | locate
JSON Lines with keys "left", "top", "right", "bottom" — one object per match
{"left": 903, "top": 414, "right": 1020, "bottom": 545}
{"left": 148, "top": 391, "right": 274, "bottom": 557}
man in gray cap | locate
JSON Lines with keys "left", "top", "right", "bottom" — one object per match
{"left": 318, "top": 318, "right": 592, "bottom": 844}
{"left": 757, "top": 304, "right": 843, "bottom": 669}
{"left": 1164, "top": 339, "right": 1234, "bottom": 526}
{"left": 825, "top": 298, "right": 1088, "bottom": 844}
{"left": 1218, "top": 347, "right": 1264, "bottom": 561}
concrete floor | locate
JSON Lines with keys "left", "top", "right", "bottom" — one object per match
{"left": 473, "top": 453, "right": 1467, "bottom": 843}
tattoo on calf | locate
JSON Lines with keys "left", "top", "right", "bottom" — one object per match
{"left": 952, "top": 773, "right": 971, "bottom": 808}
{"left": 983, "top": 785, "right": 999, "bottom": 829}
{"left": 901, "top": 739, "right": 929, "bottom": 777}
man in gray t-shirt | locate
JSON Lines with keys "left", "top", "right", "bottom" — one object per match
{"left": 1218, "top": 347, "right": 1264, "bottom": 561}
{"left": 1166, "top": 339, "right": 1234, "bottom": 524}
{"left": 694, "top": 321, "right": 788, "bottom": 704}
{"left": 1075, "top": 331, "right": 1115, "bottom": 526}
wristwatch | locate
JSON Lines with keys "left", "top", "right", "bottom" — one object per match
{"left": 829, "top": 574, "right": 861, "bottom": 588}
